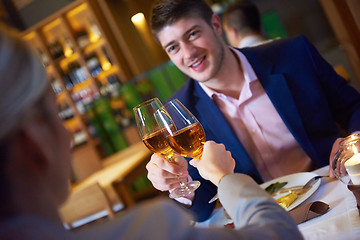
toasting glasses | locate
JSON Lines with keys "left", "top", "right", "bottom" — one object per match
{"left": 154, "top": 99, "right": 206, "bottom": 197}
{"left": 133, "top": 98, "right": 200, "bottom": 198}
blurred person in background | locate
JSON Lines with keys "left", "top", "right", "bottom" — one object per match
{"left": 222, "top": 0, "right": 266, "bottom": 48}
{"left": 147, "top": 0, "right": 360, "bottom": 222}
{"left": 0, "top": 26, "right": 302, "bottom": 240}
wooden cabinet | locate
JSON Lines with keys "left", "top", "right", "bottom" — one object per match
{"left": 320, "top": 0, "right": 360, "bottom": 83}
{"left": 95, "top": 0, "right": 169, "bottom": 76}
{"left": 21, "top": 0, "right": 142, "bottom": 181}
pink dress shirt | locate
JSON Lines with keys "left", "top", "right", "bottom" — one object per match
{"left": 199, "top": 48, "right": 312, "bottom": 181}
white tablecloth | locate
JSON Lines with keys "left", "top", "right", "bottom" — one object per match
{"left": 196, "top": 166, "right": 360, "bottom": 240}
{"left": 298, "top": 166, "right": 360, "bottom": 239}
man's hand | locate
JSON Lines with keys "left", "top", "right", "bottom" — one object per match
{"left": 190, "top": 141, "right": 235, "bottom": 186}
{"left": 329, "top": 137, "right": 345, "bottom": 178}
{"left": 146, "top": 153, "right": 189, "bottom": 191}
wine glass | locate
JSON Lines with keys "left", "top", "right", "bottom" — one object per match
{"left": 154, "top": 99, "right": 204, "bottom": 197}
{"left": 133, "top": 98, "right": 198, "bottom": 198}
{"left": 332, "top": 133, "right": 360, "bottom": 185}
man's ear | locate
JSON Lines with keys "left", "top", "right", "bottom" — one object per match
{"left": 211, "top": 13, "right": 223, "bottom": 36}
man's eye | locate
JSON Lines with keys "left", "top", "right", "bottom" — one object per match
{"left": 167, "top": 45, "right": 177, "bottom": 54}
{"left": 189, "top": 31, "right": 200, "bottom": 40}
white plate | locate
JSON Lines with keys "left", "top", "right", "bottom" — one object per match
{"left": 198, "top": 172, "right": 321, "bottom": 228}
{"left": 260, "top": 172, "right": 321, "bottom": 211}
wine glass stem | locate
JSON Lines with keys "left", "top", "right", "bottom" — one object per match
{"left": 177, "top": 175, "right": 187, "bottom": 189}
{"left": 166, "top": 155, "right": 188, "bottom": 189}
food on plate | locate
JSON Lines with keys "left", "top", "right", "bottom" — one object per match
{"left": 276, "top": 191, "right": 298, "bottom": 209}
{"left": 264, "top": 181, "right": 288, "bottom": 195}
{"left": 278, "top": 185, "right": 311, "bottom": 195}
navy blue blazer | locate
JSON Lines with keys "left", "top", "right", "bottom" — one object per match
{"left": 171, "top": 35, "right": 360, "bottom": 221}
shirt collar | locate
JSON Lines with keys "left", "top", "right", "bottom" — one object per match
{"left": 199, "top": 47, "right": 258, "bottom": 100}
{"left": 238, "top": 35, "right": 265, "bottom": 48}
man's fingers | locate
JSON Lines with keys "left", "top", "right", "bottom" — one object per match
{"left": 147, "top": 169, "right": 188, "bottom": 191}
{"left": 148, "top": 174, "right": 185, "bottom": 191}
{"left": 329, "top": 138, "right": 343, "bottom": 178}
{"left": 146, "top": 153, "right": 189, "bottom": 191}
{"left": 329, "top": 168, "right": 335, "bottom": 178}
{"left": 150, "top": 154, "right": 187, "bottom": 175}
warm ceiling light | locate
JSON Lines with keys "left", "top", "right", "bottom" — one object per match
{"left": 131, "top": 13, "right": 145, "bottom": 25}
{"left": 102, "top": 61, "right": 111, "bottom": 72}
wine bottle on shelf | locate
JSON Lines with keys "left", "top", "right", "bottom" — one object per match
{"left": 72, "top": 86, "right": 96, "bottom": 115}
{"left": 102, "top": 46, "right": 112, "bottom": 65}
{"left": 77, "top": 65, "right": 90, "bottom": 82}
{"left": 50, "top": 77, "right": 62, "bottom": 94}
{"left": 48, "top": 39, "right": 64, "bottom": 59}
{"left": 62, "top": 70, "right": 74, "bottom": 90}
{"left": 67, "top": 61, "right": 89, "bottom": 85}
{"left": 104, "top": 75, "right": 132, "bottom": 128}
{"left": 63, "top": 36, "right": 74, "bottom": 58}
{"left": 85, "top": 53, "right": 102, "bottom": 77}
{"left": 67, "top": 62, "right": 80, "bottom": 85}
{"left": 88, "top": 18, "right": 101, "bottom": 42}
{"left": 100, "top": 74, "right": 121, "bottom": 97}
{"left": 72, "top": 91, "right": 85, "bottom": 114}
{"left": 37, "top": 48, "right": 49, "bottom": 67}
{"left": 57, "top": 102, "right": 74, "bottom": 120}
{"left": 74, "top": 27, "right": 90, "bottom": 48}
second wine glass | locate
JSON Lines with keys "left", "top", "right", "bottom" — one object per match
{"left": 155, "top": 99, "right": 205, "bottom": 197}
{"left": 133, "top": 97, "right": 198, "bottom": 199}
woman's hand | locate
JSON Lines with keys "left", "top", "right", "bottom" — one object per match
{"left": 190, "top": 141, "right": 235, "bottom": 186}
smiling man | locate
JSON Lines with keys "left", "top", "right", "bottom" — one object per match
{"left": 146, "top": 0, "right": 360, "bottom": 222}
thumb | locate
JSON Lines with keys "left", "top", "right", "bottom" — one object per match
{"left": 173, "top": 154, "right": 188, "bottom": 168}
{"left": 189, "top": 159, "right": 200, "bottom": 168}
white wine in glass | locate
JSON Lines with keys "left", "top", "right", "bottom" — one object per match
{"left": 133, "top": 98, "right": 198, "bottom": 198}
{"left": 155, "top": 99, "right": 204, "bottom": 197}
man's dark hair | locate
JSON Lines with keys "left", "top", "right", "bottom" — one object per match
{"left": 151, "top": 0, "right": 214, "bottom": 39}
{"left": 223, "top": 1, "right": 261, "bottom": 34}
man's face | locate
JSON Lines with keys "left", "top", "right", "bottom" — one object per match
{"left": 157, "top": 14, "right": 226, "bottom": 82}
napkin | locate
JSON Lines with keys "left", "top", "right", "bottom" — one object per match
{"left": 222, "top": 201, "right": 329, "bottom": 229}
{"left": 289, "top": 201, "right": 329, "bottom": 224}
{"left": 347, "top": 183, "right": 360, "bottom": 215}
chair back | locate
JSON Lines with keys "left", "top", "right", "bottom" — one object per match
{"left": 59, "top": 182, "right": 115, "bottom": 228}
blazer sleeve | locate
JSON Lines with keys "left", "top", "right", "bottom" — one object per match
{"left": 77, "top": 175, "right": 302, "bottom": 240}
{"left": 301, "top": 35, "right": 360, "bottom": 133}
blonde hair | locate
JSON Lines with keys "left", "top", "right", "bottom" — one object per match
{"left": 0, "top": 26, "right": 48, "bottom": 140}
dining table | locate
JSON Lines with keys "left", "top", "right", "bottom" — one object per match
{"left": 196, "top": 166, "right": 360, "bottom": 240}
{"left": 71, "top": 142, "right": 152, "bottom": 210}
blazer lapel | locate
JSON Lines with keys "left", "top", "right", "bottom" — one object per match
{"left": 194, "top": 86, "right": 239, "bottom": 146}
{"left": 242, "top": 49, "right": 317, "bottom": 159}
{"left": 192, "top": 82, "right": 262, "bottom": 181}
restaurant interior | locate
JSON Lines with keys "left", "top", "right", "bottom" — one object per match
{"left": 1, "top": 0, "right": 360, "bottom": 235}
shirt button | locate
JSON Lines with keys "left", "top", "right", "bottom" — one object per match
{"left": 252, "top": 128, "right": 257, "bottom": 133}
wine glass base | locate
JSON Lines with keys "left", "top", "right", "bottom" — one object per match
{"left": 169, "top": 181, "right": 201, "bottom": 199}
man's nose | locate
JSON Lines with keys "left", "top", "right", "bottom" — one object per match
{"left": 182, "top": 43, "right": 196, "bottom": 60}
